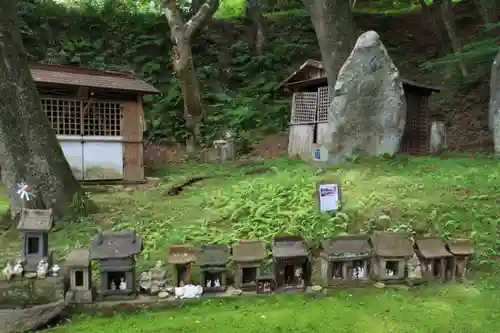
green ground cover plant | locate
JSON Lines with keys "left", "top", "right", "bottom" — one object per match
{"left": 1, "top": 154, "right": 498, "bottom": 271}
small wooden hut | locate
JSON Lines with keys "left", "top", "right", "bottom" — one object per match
{"left": 414, "top": 236, "right": 454, "bottom": 281}
{"left": 271, "top": 235, "right": 310, "bottom": 291}
{"left": 446, "top": 239, "right": 474, "bottom": 280}
{"left": 319, "top": 235, "right": 372, "bottom": 287}
{"left": 197, "top": 244, "right": 230, "bottom": 292}
{"left": 232, "top": 240, "right": 267, "bottom": 291}
{"left": 167, "top": 244, "right": 197, "bottom": 287}
{"left": 30, "top": 63, "right": 159, "bottom": 182}
{"left": 279, "top": 60, "right": 441, "bottom": 156}
{"left": 369, "top": 231, "right": 414, "bottom": 283}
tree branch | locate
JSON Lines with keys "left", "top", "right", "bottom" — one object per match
{"left": 163, "top": 0, "right": 186, "bottom": 44}
{"left": 184, "top": 0, "right": 220, "bottom": 39}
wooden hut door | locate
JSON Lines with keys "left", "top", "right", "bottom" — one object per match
{"left": 401, "top": 94, "right": 428, "bottom": 155}
{"left": 81, "top": 101, "right": 124, "bottom": 180}
{"left": 288, "top": 92, "right": 318, "bottom": 155}
{"left": 42, "top": 98, "right": 124, "bottom": 181}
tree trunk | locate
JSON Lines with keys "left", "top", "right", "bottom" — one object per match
{"left": 419, "top": 0, "right": 445, "bottom": 53}
{"left": 174, "top": 43, "right": 204, "bottom": 154}
{"left": 474, "top": 0, "right": 499, "bottom": 25}
{"left": 245, "top": 0, "right": 267, "bottom": 55}
{"left": 437, "top": 0, "right": 468, "bottom": 77}
{"left": 163, "top": 0, "right": 219, "bottom": 154}
{"left": 301, "top": 0, "right": 355, "bottom": 95}
{"left": 0, "top": 0, "right": 84, "bottom": 218}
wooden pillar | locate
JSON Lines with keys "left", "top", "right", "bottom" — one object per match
{"left": 122, "top": 101, "right": 144, "bottom": 181}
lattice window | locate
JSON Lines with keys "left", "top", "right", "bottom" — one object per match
{"left": 41, "top": 98, "right": 82, "bottom": 135}
{"left": 317, "top": 87, "right": 330, "bottom": 122}
{"left": 292, "top": 92, "right": 317, "bottom": 124}
{"left": 83, "top": 102, "right": 123, "bottom": 136}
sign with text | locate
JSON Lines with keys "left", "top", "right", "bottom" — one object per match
{"left": 317, "top": 181, "right": 340, "bottom": 212}
{"left": 312, "top": 146, "right": 328, "bottom": 162}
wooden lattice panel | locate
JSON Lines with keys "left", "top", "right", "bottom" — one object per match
{"left": 41, "top": 98, "right": 82, "bottom": 136}
{"left": 83, "top": 102, "right": 123, "bottom": 136}
{"left": 41, "top": 98, "right": 123, "bottom": 137}
{"left": 292, "top": 92, "right": 317, "bottom": 124}
{"left": 317, "top": 87, "right": 330, "bottom": 122}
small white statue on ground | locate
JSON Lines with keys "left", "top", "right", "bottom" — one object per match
{"left": 174, "top": 284, "right": 203, "bottom": 299}
{"left": 119, "top": 277, "right": 127, "bottom": 290}
{"left": 36, "top": 259, "right": 49, "bottom": 279}
{"left": 51, "top": 264, "right": 60, "bottom": 277}
{"left": 205, "top": 279, "right": 212, "bottom": 288}
{"left": 2, "top": 262, "right": 13, "bottom": 281}
{"left": 214, "top": 279, "right": 220, "bottom": 287}
{"left": 13, "top": 260, "right": 24, "bottom": 277}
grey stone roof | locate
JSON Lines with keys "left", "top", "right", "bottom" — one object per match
{"left": 16, "top": 209, "right": 53, "bottom": 231}
{"left": 90, "top": 230, "right": 142, "bottom": 259}
{"left": 65, "top": 248, "right": 90, "bottom": 267}
{"left": 271, "top": 235, "right": 308, "bottom": 259}
{"left": 197, "top": 244, "right": 230, "bottom": 266}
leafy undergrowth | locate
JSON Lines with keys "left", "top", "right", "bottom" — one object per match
{"left": 47, "top": 278, "right": 500, "bottom": 333}
{"left": 1, "top": 154, "right": 499, "bottom": 272}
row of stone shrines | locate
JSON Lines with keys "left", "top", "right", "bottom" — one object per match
{"left": 61, "top": 230, "right": 474, "bottom": 302}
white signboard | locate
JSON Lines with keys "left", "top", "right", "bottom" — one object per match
{"left": 312, "top": 147, "right": 328, "bottom": 162}
{"left": 318, "top": 183, "right": 339, "bottom": 212}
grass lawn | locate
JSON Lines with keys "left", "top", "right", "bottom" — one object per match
{"left": 46, "top": 278, "right": 500, "bottom": 333}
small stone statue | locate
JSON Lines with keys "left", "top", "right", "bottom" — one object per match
{"left": 50, "top": 264, "right": 60, "bottom": 277}
{"left": 13, "top": 260, "right": 24, "bottom": 277}
{"left": 205, "top": 279, "right": 211, "bottom": 288}
{"left": 214, "top": 279, "right": 220, "bottom": 287}
{"left": 2, "top": 262, "right": 13, "bottom": 281}
{"left": 119, "top": 277, "right": 127, "bottom": 290}
{"left": 110, "top": 281, "right": 117, "bottom": 290}
{"left": 36, "top": 259, "right": 49, "bottom": 279}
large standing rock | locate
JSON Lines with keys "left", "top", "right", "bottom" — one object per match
{"left": 489, "top": 50, "right": 500, "bottom": 154}
{"left": 324, "top": 31, "right": 407, "bottom": 163}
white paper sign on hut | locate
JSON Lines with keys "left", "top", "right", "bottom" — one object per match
{"left": 318, "top": 182, "right": 339, "bottom": 212}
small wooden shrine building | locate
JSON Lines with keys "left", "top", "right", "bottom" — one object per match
{"left": 319, "top": 235, "right": 372, "bottom": 287}
{"left": 232, "top": 240, "right": 267, "bottom": 291}
{"left": 446, "top": 239, "right": 474, "bottom": 280}
{"left": 279, "top": 60, "right": 441, "bottom": 156}
{"left": 369, "top": 231, "right": 414, "bottom": 282}
{"left": 271, "top": 235, "right": 310, "bottom": 291}
{"left": 414, "top": 236, "right": 454, "bottom": 281}
{"left": 197, "top": 244, "right": 230, "bottom": 292}
{"left": 90, "top": 230, "right": 142, "bottom": 300}
{"left": 167, "top": 244, "right": 197, "bottom": 287}
{"left": 30, "top": 63, "right": 159, "bottom": 182}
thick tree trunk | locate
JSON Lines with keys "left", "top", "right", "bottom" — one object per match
{"left": 173, "top": 44, "right": 204, "bottom": 153}
{"left": 437, "top": 0, "right": 468, "bottom": 77}
{"left": 301, "top": 0, "right": 355, "bottom": 96}
{"left": 474, "top": 0, "right": 499, "bottom": 25}
{"left": 245, "top": 0, "right": 267, "bottom": 55}
{"left": 418, "top": 0, "right": 445, "bottom": 53}
{"left": 163, "top": 0, "right": 219, "bottom": 154}
{"left": 0, "top": 0, "right": 83, "bottom": 218}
